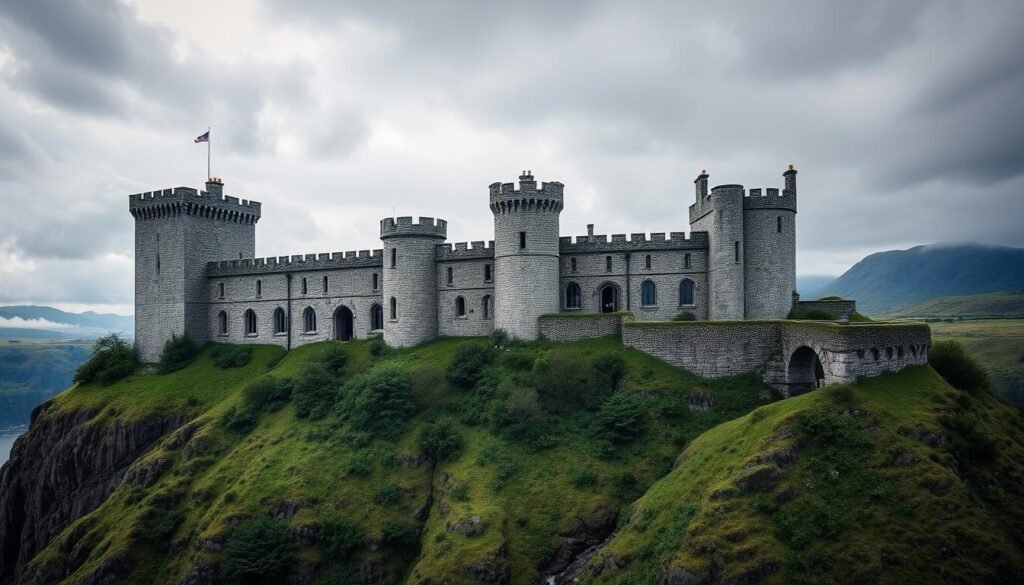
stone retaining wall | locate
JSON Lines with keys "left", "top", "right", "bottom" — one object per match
{"left": 538, "top": 313, "right": 627, "bottom": 342}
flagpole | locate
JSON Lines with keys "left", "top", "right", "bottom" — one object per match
{"left": 207, "top": 126, "right": 211, "bottom": 180}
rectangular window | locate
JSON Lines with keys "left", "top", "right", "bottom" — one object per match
{"left": 606, "top": 256, "right": 612, "bottom": 272}
{"left": 645, "top": 255, "right": 652, "bottom": 269}
{"left": 519, "top": 231, "right": 527, "bottom": 249}
{"left": 323, "top": 276, "right": 328, "bottom": 294}
{"left": 684, "top": 253, "right": 691, "bottom": 269}
{"left": 447, "top": 266, "right": 453, "bottom": 285}
{"left": 777, "top": 216, "right": 782, "bottom": 233}
{"left": 390, "top": 248, "right": 397, "bottom": 268}
{"left": 218, "top": 282, "right": 224, "bottom": 298}
{"left": 570, "top": 258, "right": 577, "bottom": 272}
{"left": 735, "top": 241, "right": 740, "bottom": 263}
{"left": 484, "top": 264, "right": 492, "bottom": 281}
{"left": 155, "top": 254, "right": 160, "bottom": 276}
{"left": 372, "top": 273, "right": 379, "bottom": 290}
{"left": 256, "top": 280, "right": 262, "bottom": 297}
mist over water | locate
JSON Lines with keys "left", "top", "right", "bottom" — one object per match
{"left": 0, "top": 425, "right": 27, "bottom": 465}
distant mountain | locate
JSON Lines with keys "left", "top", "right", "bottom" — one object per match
{"left": 796, "top": 275, "right": 836, "bottom": 300}
{"left": 816, "top": 243, "right": 1024, "bottom": 315}
{"left": 0, "top": 306, "right": 133, "bottom": 337}
{"left": 0, "top": 328, "right": 75, "bottom": 341}
{"left": 891, "top": 291, "right": 1024, "bottom": 319}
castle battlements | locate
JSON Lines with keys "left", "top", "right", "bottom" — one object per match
{"left": 128, "top": 185, "right": 262, "bottom": 222}
{"left": 558, "top": 231, "right": 709, "bottom": 253}
{"left": 436, "top": 241, "right": 495, "bottom": 260}
{"left": 206, "top": 249, "right": 384, "bottom": 276}
{"left": 380, "top": 216, "right": 448, "bottom": 239}
{"left": 488, "top": 172, "right": 564, "bottom": 213}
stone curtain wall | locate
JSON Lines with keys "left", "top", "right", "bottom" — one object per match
{"left": 624, "top": 320, "right": 931, "bottom": 394}
{"left": 538, "top": 313, "right": 627, "bottom": 342}
{"left": 790, "top": 300, "right": 858, "bottom": 320}
{"left": 436, "top": 255, "right": 496, "bottom": 338}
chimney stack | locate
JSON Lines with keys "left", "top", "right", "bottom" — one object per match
{"left": 694, "top": 170, "right": 709, "bottom": 200}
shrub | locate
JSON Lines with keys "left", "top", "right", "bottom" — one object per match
{"left": 571, "top": 469, "right": 599, "bottom": 488}
{"left": 318, "top": 515, "right": 363, "bottom": 561}
{"left": 380, "top": 521, "right": 419, "bottom": 548}
{"left": 446, "top": 343, "right": 494, "bottom": 389}
{"left": 292, "top": 365, "right": 338, "bottom": 419}
{"left": 791, "top": 309, "right": 837, "bottom": 320}
{"left": 74, "top": 333, "right": 137, "bottom": 385}
{"left": 343, "top": 451, "right": 374, "bottom": 476}
{"left": 929, "top": 340, "right": 990, "bottom": 394}
{"left": 672, "top": 311, "right": 697, "bottom": 321}
{"left": 321, "top": 344, "right": 348, "bottom": 375}
{"left": 489, "top": 329, "right": 511, "bottom": 350}
{"left": 940, "top": 412, "right": 996, "bottom": 470}
{"left": 337, "top": 364, "right": 416, "bottom": 438}
{"left": 133, "top": 506, "right": 185, "bottom": 552}
{"left": 593, "top": 352, "right": 626, "bottom": 391}
{"left": 373, "top": 483, "right": 402, "bottom": 505}
{"left": 419, "top": 419, "right": 462, "bottom": 462}
{"left": 222, "top": 405, "right": 259, "bottom": 433}
{"left": 221, "top": 516, "right": 296, "bottom": 585}
{"left": 211, "top": 345, "right": 253, "bottom": 369}
{"left": 534, "top": 348, "right": 597, "bottom": 411}
{"left": 242, "top": 377, "right": 293, "bottom": 412}
{"left": 596, "top": 393, "right": 647, "bottom": 443}
{"left": 368, "top": 336, "right": 389, "bottom": 357}
{"left": 501, "top": 351, "right": 535, "bottom": 372}
{"left": 157, "top": 334, "right": 200, "bottom": 374}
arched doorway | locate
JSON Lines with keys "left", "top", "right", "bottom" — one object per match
{"left": 334, "top": 306, "right": 354, "bottom": 341}
{"left": 599, "top": 284, "right": 620, "bottom": 313}
{"left": 787, "top": 346, "right": 824, "bottom": 396}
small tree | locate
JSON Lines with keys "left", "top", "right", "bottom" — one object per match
{"left": 446, "top": 343, "right": 494, "bottom": 389}
{"left": 534, "top": 348, "right": 596, "bottom": 411}
{"left": 337, "top": 364, "right": 416, "bottom": 438}
{"left": 929, "top": 341, "right": 989, "bottom": 394}
{"left": 221, "top": 516, "right": 296, "bottom": 585}
{"left": 596, "top": 393, "right": 647, "bottom": 443}
{"left": 242, "top": 376, "right": 293, "bottom": 411}
{"left": 592, "top": 352, "right": 626, "bottom": 391}
{"left": 318, "top": 515, "right": 363, "bottom": 561}
{"left": 419, "top": 419, "right": 462, "bottom": 462}
{"left": 74, "top": 333, "right": 137, "bottom": 385}
{"left": 158, "top": 334, "right": 199, "bottom": 374}
{"left": 292, "top": 365, "right": 339, "bottom": 419}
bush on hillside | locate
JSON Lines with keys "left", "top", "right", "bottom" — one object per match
{"left": 489, "top": 329, "right": 511, "bottom": 350}
{"left": 222, "top": 405, "right": 259, "bottom": 433}
{"left": 534, "top": 348, "right": 597, "bottom": 411}
{"left": 940, "top": 412, "right": 996, "bottom": 470}
{"left": 672, "top": 311, "right": 697, "bottom": 321}
{"left": 596, "top": 393, "right": 648, "bottom": 443}
{"left": 292, "top": 364, "right": 338, "bottom": 419}
{"left": 318, "top": 515, "right": 363, "bottom": 561}
{"left": 132, "top": 506, "right": 185, "bottom": 552}
{"left": 220, "top": 516, "right": 296, "bottom": 585}
{"left": 368, "top": 336, "right": 389, "bottom": 357}
{"left": 446, "top": 343, "right": 494, "bottom": 389}
{"left": 321, "top": 344, "right": 348, "bottom": 375}
{"left": 242, "top": 376, "right": 293, "bottom": 412}
{"left": 418, "top": 419, "right": 463, "bottom": 462}
{"left": 211, "top": 345, "right": 253, "bottom": 369}
{"left": 337, "top": 364, "right": 416, "bottom": 438}
{"left": 380, "top": 521, "right": 419, "bottom": 548}
{"left": 929, "top": 340, "right": 990, "bottom": 395}
{"left": 158, "top": 334, "right": 199, "bottom": 374}
{"left": 593, "top": 352, "right": 626, "bottom": 391}
{"left": 74, "top": 333, "right": 137, "bottom": 385}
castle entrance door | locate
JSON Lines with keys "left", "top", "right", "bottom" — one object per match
{"left": 334, "top": 306, "right": 354, "bottom": 341}
{"left": 787, "top": 346, "right": 824, "bottom": 396}
{"left": 600, "top": 285, "right": 619, "bottom": 313}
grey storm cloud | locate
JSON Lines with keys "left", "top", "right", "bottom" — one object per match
{"left": 0, "top": 0, "right": 1022, "bottom": 312}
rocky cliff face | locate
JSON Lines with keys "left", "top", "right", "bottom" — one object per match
{"left": 0, "top": 400, "right": 189, "bottom": 584}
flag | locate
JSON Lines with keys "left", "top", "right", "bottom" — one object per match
{"left": 194, "top": 130, "right": 209, "bottom": 143}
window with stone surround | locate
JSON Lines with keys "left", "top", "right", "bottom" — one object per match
{"left": 679, "top": 279, "right": 695, "bottom": 306}
{"left": 484, "top": 264, "right": 492, "bottom": 281}
{"left": 645, "top": 255, "right": 652, "bottom": 269}
{"left": 273, "top": 308, "right": 286, "bottom": 334}
{"left": 570, "top": 258, "right": 577, "bottom": 272}
{"left": 565, "top": 282, "right": 581, "bottom": 309}
{"left": 519, "top": 231, "right": 527, "bottom": 249}
{"left": 323, "top": 276, "right": 328, "bottom": 294}
{"left": 218, "top": 282, "right": 225, "bottom": 298}
{"left": 684, "top": 253, "right": 691, "bottom": 269}
{"left": 482, "top": 295, "right": 492, "bottom": 319}
{"left": 256, "top": 280, "right": 262, "bottom": 297}
{"left": 391, "top": 248, "right": 397, "bottom": 268}
{"left": 777, "top": 216, "right": 782, "bottom": 233}
{"left": 244, "top": 309, "right": 257, "bottom": 336}
{"left": 303, "top": 307, "right": 317, "bottom": 333}
{"left": 734, "top": 241, "right": 740, "bottom": 263}
{"left": 389, "top": 297, "right": 397, "bottom": 320}
{"left": 641, "top": 280, "right": 657, "bottom": 306}
{"left": 217, "top": 311, "right": 228, "bottom": 335}
{"left": 301, "top": 278, "right": 308, "bottom": 295}
{"left": 447, "top": 267, "right": 453, "bottom": 285}
{"left": 372, "top": 273, "right": 379, "bottom": 290}
{"left": 605, "top": 256, "right": 612, "bottom": 272}
{"left": 455, "top": 296, "right": 466, "bottom": 317}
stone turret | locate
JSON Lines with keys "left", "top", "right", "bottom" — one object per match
{"left": 489, "top": 171, "right": 564, "bottom": 340}
{"left": 743, "top": 165, "right": 797, "bottom": 318}
{"left": 379, "top": 216, "right": 448, "bottom": 347}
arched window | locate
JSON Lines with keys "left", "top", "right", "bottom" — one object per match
{"left": 389, "top": 297, "right": 397, "bottom": 320}
{"left": 303, "top": 307, "right": 316, "bottom": 333}
{"left": 679, "top": 279, "right": 695, "bottom": 306}
{"left": 273, "top": 307, "right": 286, "bottom": 334}
{"left": 217, "top": 311, "right": 228, "bottom": 335}
{"left": 244, "top": 309, "right": 257, "bottom": 336}
{"left": 482, "top": 295, "right": 492, "bottom": 319}
{"left": 256, "top": 279, "right": 262, "bottom": 297}
{"left": 301, "top": 278, "right": 308, "bottom": 295}
{"left": 565, "top": 282, "right": 581, "bottom": 309}
{"left": 455, "top": 296, "right": 466, "bottom": 317}
{"left": 371, "top": 304, "right": 384, "bottom": 330}
{"left": 645, "top": 254, "right": 652, "bottom": 269}
{"left": 641, "top": 281, "right": 657, "bottom": 306}
{"left": 684, "top": 253, "right": 691, "bottom": 269}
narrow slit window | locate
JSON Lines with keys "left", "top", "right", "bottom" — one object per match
{"left": 777, "top": 216, "right": 782, "bottom": 233}
{"left": 256, "top": 279, "right": 262, "bottom": 297}
{"left": 734, "top": 241, "right": 740, "bottom": 263}
{"left": 389, "top": 297, "right": 397, "bottom": 320}
{"left": 218, "top": 282, "right": 225, "bottom": 298}
{"left": 390, "top": 248, "right": 397, "bottom": 268}
{"left": 570, "top": 258, "right": 577, "bottom": 272}
{"left": 684, "top": 253, "right": 691, "bottom": 269}
{"left": 484, "top": 264, "right": 492, "bottom": 281}
{"left": 447, "top": 267, "right": 453, "bottom": 285}
{"left": 155, "top": 254, "right": 160, "bottom": 276}
{"left": 606, "top": 256, "right": 612, "bottom": 272}
{"left": 372, "top": 273, "right": 378, "bottom": 290}
{"left": 519, "top": 231, "right": 527, "bottom": 249}
{"left": 645, "top": 255, "right": 652, "bottom": 269}
{"left": 301, "top": 278, "right": 308, "bottom": 295}
{"left": 323, "top": 276, "right": 328, "bottom": 294}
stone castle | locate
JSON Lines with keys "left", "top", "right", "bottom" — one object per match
{"left": 129, "top": 166, "right": 931, "bottom": 395}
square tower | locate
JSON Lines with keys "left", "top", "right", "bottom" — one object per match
{"left": 129, "top": 179, "right": 260, "bottom": 361}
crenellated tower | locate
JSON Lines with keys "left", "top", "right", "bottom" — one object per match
{"left": 379, "top": 216, "right": 448, "bottom": 347}
{"left": 129, "top": 178, "right": 260, "bottom": 361}
{"left": 743, "top": 166, "right": 797, "bottom": 318}
{"left": 489, "top": 171, "right": 563, "bottom": 339}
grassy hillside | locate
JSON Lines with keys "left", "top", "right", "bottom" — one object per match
{"left": 890, "top": 291, "right": 1024, "bottom": 319}
{"left": 19, "top": 337, "right": 775, "bottom": 585}
{"left": 930, "top": 319, "right": 1024, "bottom": 405}
{"left": 581, "top": 366, "right": 1024, "bottom": 584}
{"left": 816, "top": 244, "right": 1024, "bottom": 315}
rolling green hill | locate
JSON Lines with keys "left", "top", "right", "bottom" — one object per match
{"left": 815, "top": 244, "right": 1024, "bottom": 315}
{"left": 2, "top": 338, "right": 1023, "bottom": 584}
{"left": 890, "top": 291, "right": 1024, "bottom": 319}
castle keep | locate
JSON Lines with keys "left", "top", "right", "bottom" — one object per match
{"left": 130, "top": 166, "right": 930, "bottom": 395}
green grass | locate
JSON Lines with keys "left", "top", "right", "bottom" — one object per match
{"left": 891, "top": 291, "right": 1024, "bottom": 320}
{"left": 930, "top": 319, "right": 1024, "bottom": 405}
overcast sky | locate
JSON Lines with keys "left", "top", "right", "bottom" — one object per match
{"left": 1, "top": 0, "right": 1022, "bottom": 315}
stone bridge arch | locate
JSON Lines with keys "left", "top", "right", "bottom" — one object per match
{"left": 786, "top": 345, "right": 826, "bottom": 396}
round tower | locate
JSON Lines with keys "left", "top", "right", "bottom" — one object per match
{"left": 489, "top": 171, "right": 563, "bottom": 340}
{"left": 743, "top": 165, "right": 798, "bottom": 319}
{"left": 380, "top": 216, "right": 448, "bottom": 347}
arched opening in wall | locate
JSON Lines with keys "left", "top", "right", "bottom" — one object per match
{"left": 244, "top": 309, "right": 257, "bottom": 336}
{"left": 273, "top": 308, "right": 286, "bottom": 334}
{"left": 370, "top": 304, "right": 384, "bottom": 331}
{"left": 389, "top": 297, "right": 397, "bottom": 320}
{"left": 679, "top": 279, "right": 695, "bottom": 306}
{"left": 303, "top": 307, "right": 317, "bottom": 333}
{"left": 599, "top": 283, "right": 620, "bottom": 313}
{"left": 787, "top": 346, "right": 825, "bottom": 396}
{"left": 482, "top": 295, "right": 492, "bottom": 319}
{"left": 455, "top": 296, "right": 466, "bottom": 318}
{"left": 565, "top": 282, "right": 581, "bottom": 309}
{"left": 334, "top": 306, "right": 354, "bottom": 341}
{"left": 218, "top": 311, "right": 228, "bottom": 335}
{"left": 641, "top": 280, "right": 656, "bottom": 306}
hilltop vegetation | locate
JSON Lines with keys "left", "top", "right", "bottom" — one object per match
{"left": 890, "top": 291, "right": 1024, "bottom": 320}
{"left": 3, "top": 335, "right": 1024, "bottom": 584}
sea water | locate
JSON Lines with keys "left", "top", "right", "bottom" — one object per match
{"left": 0, "top": 425, "right": 27, "bottom": 466}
